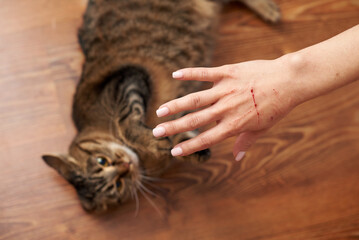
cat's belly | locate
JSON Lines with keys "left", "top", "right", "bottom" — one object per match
{"left": 79, "top": 0, "right": 221, "bottom": 127}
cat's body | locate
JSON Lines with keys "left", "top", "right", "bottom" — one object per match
{"left": 43, "top": 0, "right": 280, "bottom": 211}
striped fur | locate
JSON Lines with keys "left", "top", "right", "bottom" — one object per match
{"left": 42, "top": 0, "right": 280, "bottom": 212}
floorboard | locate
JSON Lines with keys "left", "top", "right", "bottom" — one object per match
{"left": 1, "top": 0, "right": 358, "bottom": 239}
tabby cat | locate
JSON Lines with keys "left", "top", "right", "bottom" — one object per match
{"left": 42, "top": 0, "right": 280, "bottom": 212}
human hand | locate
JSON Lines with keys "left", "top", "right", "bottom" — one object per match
{"left": 152, "top": 57, "right": 301, "bottom": 161}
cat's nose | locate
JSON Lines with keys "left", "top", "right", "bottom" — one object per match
{"left": 103, "top": 166, "right": 118, "bottom": 181}
{"left": 110, "top": 161, "right": 131, "bottom": 177}
{"left": 122, "top": 162, "right": 130, "bottom": 170}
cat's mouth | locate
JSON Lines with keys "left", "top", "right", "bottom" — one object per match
{"left": 117, "top": 159, "right": 141, "bottom": 185}
{"left": 118, "top": 162, "right": 134, "bottom": 179}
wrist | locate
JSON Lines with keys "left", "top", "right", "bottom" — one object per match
{"left": 279, "top": 50, "right": 315, "bottom": 107}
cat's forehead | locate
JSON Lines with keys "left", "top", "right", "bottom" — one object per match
{"left": 70, "top": 137, "right": 140, "bottom": 169}
{"left": 107, "top": 142, "right": 139, "bottom": 165}
{"left": 84, "top": 140, "right": 139, "bottom": 165}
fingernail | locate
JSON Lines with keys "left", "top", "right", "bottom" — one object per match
{"left": 152, "top": 126, "right": 166, "bottom": 137}
{"left": 172, "top": 71, "right": 183, "bottom": 78}
{"left": 171, "top": 147, "right": 183, "bottom": 156}
{"left": 235, "top": 151, "right": 246, "bottom": 161}
{"left": 156, "top": 107, "right": 169, "bottom": 117}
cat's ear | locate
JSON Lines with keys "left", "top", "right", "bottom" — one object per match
{"left": 42, "top": 154, "right": 80, "bottom": 180}
{"left": 79, "top": 196, "right": 97, "bottom": 212}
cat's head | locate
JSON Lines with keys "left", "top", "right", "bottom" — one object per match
{"left": 42, "top": 134, "right": 141, "bottom": 212}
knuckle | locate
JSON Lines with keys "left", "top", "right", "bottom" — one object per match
{"left": 166, "top": 121, "right": 177, "bottom": 133}
{"left": 243, "top": 139, "right": 254, "bottom": 149}
{"left": 189, "top": 69, "right": 194, "bottom": 79}
{"left": 222, "top": 128, "right": 234, "bottom": 139}
{"left": 211, "top": 103, "right": 226, "bottom": 116}
{"left": 189, "top": 94, "right": 201, "bottom": 108}
{"left": 208, "top": 107, "right": 223, "bottom": 122}
{"left": 199, "top": 136, "right": 212, "bottom": 149}
{"left": 200, "top": 69, "right": 208, "bottom": 79}
{"left": 222, "top": 65, "right": 237, "bottom": 79}
{"left": 170, "top": 100, "right": 179, "bottom": 112}
{"left": 228, "top": 118, "right": 240, "bottom": 130}
{"left": 188, "top": 114, "right": 201, "bottom": 129}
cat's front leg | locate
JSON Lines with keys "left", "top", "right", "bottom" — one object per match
{"left": 170, "top": 130, "right": 211, "bottom": 164}
{"left": 117, "top": 118, "right": 174, "bottom": 176}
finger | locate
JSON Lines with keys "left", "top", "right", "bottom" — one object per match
{"left": 153, "top": 106, "right": 221, "bottom": 137}
{"left": 232, "top": 130, "right": 266, "bottom": 161}
{"left": 170, "top": 124, "right": 233, "bottom": 157}
{"left": 172, "top": 66, "right": 225, "bottom": 82}
{"left": 156, "top": 89, "right": 221, "bottom": 117}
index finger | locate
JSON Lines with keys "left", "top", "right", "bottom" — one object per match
{"left": 157, "top": 88, "right": 221, "bottom": 117}
{"left": 172, "top": 66, "right": 225, "bottom": 82}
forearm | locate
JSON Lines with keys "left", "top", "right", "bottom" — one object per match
{"left": 281, "top": 24, "right": 359, "bottom": 106}
{"left": 153, "top": 24, "right": 359, "bottom": 157}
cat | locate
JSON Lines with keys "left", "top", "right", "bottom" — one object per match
{"left": 42, "top": 0, "right": 280, "bottom": 212}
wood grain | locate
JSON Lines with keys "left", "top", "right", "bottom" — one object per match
{"left": 1, "top": 0, "right": 359, "bottom": 239}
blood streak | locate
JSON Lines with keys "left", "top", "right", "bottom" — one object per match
{"left": 237, "top": 109, "right": 253, "bottom": 123}
{"left": 251, "top": 88, "right": 260, "bottom": 124}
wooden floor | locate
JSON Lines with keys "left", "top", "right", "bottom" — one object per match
{"left": 1, "top": 0, "right": 359, "bottom": 239}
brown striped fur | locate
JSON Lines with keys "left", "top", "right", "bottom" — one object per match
{"left": 42, "top": 0, "right": 280, "bottom": 212}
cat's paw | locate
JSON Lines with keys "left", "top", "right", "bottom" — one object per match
{"left": 177, "top": 148, "right": 211, "bottom": 164}
{"left": 241, "top": 0, "right": 281, "bottom": 23}
{"left": 171, "top": 131, "right": 211, "bottom": 164}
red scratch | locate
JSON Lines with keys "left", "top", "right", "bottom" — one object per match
{"left": 273, "top": 89, "right": 279, "bottom": 96}
{"left": 235, "top": 109, "right": 253, "bottom": 124}
{"left": 251, "top": 88, "right": 260, "bottom": 125}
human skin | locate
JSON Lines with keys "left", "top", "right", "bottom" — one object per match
{"left": 152, "top": 24, "right": 359, "bottom": 161}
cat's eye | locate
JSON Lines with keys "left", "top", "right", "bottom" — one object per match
{"left": 116, "top": 180, "right": 122, "bottom": 189}
{"left": 96, "top": 157, "right": 109, "bottom": 167}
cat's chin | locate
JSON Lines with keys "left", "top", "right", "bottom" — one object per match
{"left": 80, "top": 180, "right": 136, "bottom": 213}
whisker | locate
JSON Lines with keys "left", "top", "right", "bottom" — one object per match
{"left": 141, "top": 175, "right": 162, "bottom": 182}
{"left": 141, "top": 178, "right": 160, "bottom": 186}
{"left": 129, "top": 185, "right": 134, "bottom": 200}
{"left": 130, "top": 182, "right": 140, "bottom": 217}
{"left": 142, "top": 175, "right": 171, "bottom": 184}
{"left": 141, "top": 165, "right": 163, "bottom": 173}
{"left": 141, "top": 179, "right": 167, "bottom": 195}
{"left": 138, "top": 181, "right": 159, "bottom": 198}
{"left": 142, "top": 167, "right": 164, "bottom": 176}
{"left": 134, "top": 189, "right": 139, "bottom": 217}
{"left": 138, "top": 187, "right": 163, "bottom": 217}
{"left": 139, "top": 172, "right": 167, "bottom": 195}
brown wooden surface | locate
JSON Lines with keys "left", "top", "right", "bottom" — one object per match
{"left": 1, "top": 0, "right": 359, "bottom": 239}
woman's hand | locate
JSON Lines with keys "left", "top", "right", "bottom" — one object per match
{"left": 152, "top": 24, "right": 359, "bottom": 161}
{"left": 152, "top": 57, "right": 300, "bottom": 161}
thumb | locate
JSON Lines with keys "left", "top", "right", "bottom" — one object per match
{"left": 232, "top": 130, "right": 267, "bottom": 161}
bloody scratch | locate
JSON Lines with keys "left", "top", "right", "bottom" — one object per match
{"left": 251, "top": 88, "right": 260, "bottom": 125}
